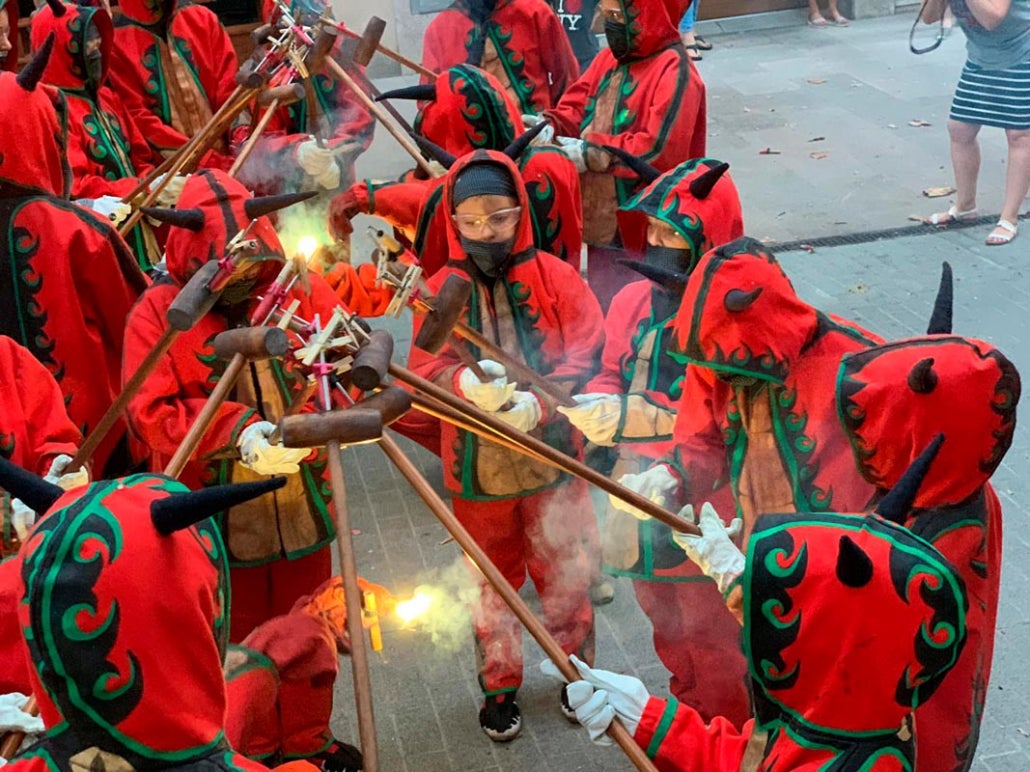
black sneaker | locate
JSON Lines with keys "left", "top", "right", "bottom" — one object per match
{"left": 311, "top": 739, "right": 363, "bottom": 772}
{"left": 479, "top": 693, "right": 522, "bottom": 742}
{"left": 560, "top": 685, "right": 578, "bottom": 723}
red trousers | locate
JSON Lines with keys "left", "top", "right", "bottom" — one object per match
{"left": 453, "top": 479, "right": 596, "bottom": 694}
{"left": 229, "top": 547, "right": 333, "bottom": 643}
{"left": 633, "top": 578, "right": 751, "bottom": 727}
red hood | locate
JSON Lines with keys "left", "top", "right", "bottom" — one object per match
{"left": 164, "top": 170, "right": 285, "bottom": 287}
{"left": 746, "top": 512, "right": 966, "bottom": 735}
{"left": 417, "top": 65, "right": 524, "bottom": 155}
{"left": 619, "top": 157, "right": 743, "bottom": 268}
{"left": 619, "top": 0, "right": 681, "bottom": 60}
{"left": 31, "top": 1, "right": 113, "bottom": 92}
{"left": 118, "top": 0, "right": 177, "bottom": 26}
{"left": 442, "top": 149, "right": 536, "bottom": 264}
{"left": 0, "top": 0, "right": 18, "bottom": 73}
{"left": 19, "top": 475, "right": 230, "bottom": 761}
{"left": 674, "top": 237, "right": 816, "bottom": 383}
{"left": 837, "top": 336, "right": 1020, "bottom": 508}
{"left": 0, "top": 70, "right": 70, "bottom": 197}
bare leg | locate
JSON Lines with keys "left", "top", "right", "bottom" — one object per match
{"left": 988, "top": 128, "right": 1030, "bottom": 243}
{"left": 951, "top": 119, "right": 981, "bottom": 212}
{"left": 808, "top": 0, "right": 827, "bottom": 23}
{"left": 826, "top": 0, "right": 849, "bottom": 23}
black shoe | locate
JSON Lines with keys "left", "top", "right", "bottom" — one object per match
{"left": 312, "top": 740, "right": 363, "bottom": 772}
{"left": 560, "top": 685, "right": 578, "bottom": 723}
{"left": 479, "top": 693, "right": 522, "bottom": 742}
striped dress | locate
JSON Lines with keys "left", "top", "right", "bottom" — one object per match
{"left": 949, "top": 0, "right": 1030, "bottom": 129}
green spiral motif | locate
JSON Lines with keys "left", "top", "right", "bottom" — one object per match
{"left": 764, "top": 542, "right": 807, "bottom": 578}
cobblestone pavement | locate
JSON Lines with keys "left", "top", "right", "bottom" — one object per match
{"left": 329, "top": 13, "right": 1029, "bottom": 771}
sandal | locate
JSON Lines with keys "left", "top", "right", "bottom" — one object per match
{"left": 685, "top": 44, "right": 703, "bottom": 61}
{"left": 829, "top": 14, "right": 850, "bottom": 25}
{"left": 808, "top": 14, "right": 829, "bottom": 26}
{"left": 986, "top": 219, "right": 1018, "bottom": 245}
{"left": 694, "top": 36, "right": 713, "bottom": 50}
{"left": 924, "top": 205, "right": 979, "bottom": 226}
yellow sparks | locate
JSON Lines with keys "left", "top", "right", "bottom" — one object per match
{"left": 395, "top": 591, "right": 433, "bottom": 626}
{"left": 297, "top": 235, "right": 319, "bottom": 261}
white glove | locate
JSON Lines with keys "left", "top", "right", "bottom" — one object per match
{"left": 88, "top": 195, "right": 131, "bottom": 226}
{"left": 10, "top": 499, "right": 35, "bottom": 541}
{"left": 556, "top": 393, "right": 622, "bottom": 446}
{"left": 0, "top": 693, "right": 44, "bottom": 735}
{"left": 520, "top": 113, "right": 554, "bottom": 145}
{"left": 238, "top": 421, "right": 312, "bottom": 476}
{"left": 44, "top": 454, "right": 89, "bottom": 492}
{"left": 296, "top": 138, "right": 342, "bottom": 190}
{"left": 671, "top": 502, "right": 745, "bottom": 594}
{"left": 557, "top": 136, "right": 587, "bottom": 173}
{"left": 491, "top": 390, "right": 542, "bottom": 433}
{"left": 610, "top": 464, "right": 678, "bottom": 520}
{"left": 151, "top": 172, "right": 189, "bottom": 207}
{"left": 521, "top": 113, "right": 545, "bottom": 128}
{"left": 458, "top": 360, "right": 516, "bottom": 412}
{"left": 540, "top": 654, "right": 649, "bottom": 745}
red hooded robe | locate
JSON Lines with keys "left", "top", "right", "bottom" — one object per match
{"left": 421, "top": 0, "right": 579, "bottom": 114}
{"left": 0, "top": 63, "right": 147, "bottom": 476}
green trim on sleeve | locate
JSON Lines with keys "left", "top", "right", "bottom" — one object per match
{"left": 646, "top": 698, "right": 681, "bottom": 758}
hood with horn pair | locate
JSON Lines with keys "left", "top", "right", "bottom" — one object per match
{"left": 4, "top": 453, "right": 286, "bottom": 762}
{"left": 142, "top": 170, "right": 315, "bottom": 288}
{"left": 0, "top": 33, "right": 72, "bottom": 199}
{"left": 611, "top": 153, "right": 744, "bottom": 275}
{"left": 378, "top": 65, "right": 523, "bottom": 157}
{"left": 744, "top": 434, "right": 967, "bottom": 745}
{"left": 410, "top": 120, "right": 549, "bottom": 173}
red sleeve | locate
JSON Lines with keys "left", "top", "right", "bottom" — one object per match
{"left": 368, "top": 179, "right": 436, "bottom": 233}
{"left": 634, "top": 696, "right": 753, "bottom": 771}
{"left": 420, "top": 16, "right": 451, "bottom": 78}
{"left": 123, "top": 293, "right": 257, "bottom": 463}
{"left": 544, "top": 53, "right": 611, "bottom": 136}
{"left": 13, "top": 343, "right": 82, "bottom": 475}
{"left": 407, "top": 270, "right": 463, "bottom": 388}
{"left": 546, "top": 259, "right": 604, "bottom": 385}
{"left": 197, "top": 10, "right": 239, "bottom": 113}
{"left": 537, "top": 2, "right": 580, "bottom": 105}
{"left": 320, "top": 263, "right": 393, "bottom": 318}
{"left": 584, "top": 286, "right": 638, "bottom": 395}
{"left": 670, "top": 368, "right": 729, "bottom": 501}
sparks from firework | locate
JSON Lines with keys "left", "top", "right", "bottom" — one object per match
{"left": 395, "top": 590, "right": 434, "bottom": 627}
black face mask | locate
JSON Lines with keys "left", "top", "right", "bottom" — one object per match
{"left": 644, "top": 243, "right": 693, "bottom": 274}
{"left": 604, "top": 19, "right": 631, "bottom": 61}
{"left": 460, "top": 235, "right": 515, "bottom": 278}
{"left": 650, "top": 284, "right": 682, "bottom": 322}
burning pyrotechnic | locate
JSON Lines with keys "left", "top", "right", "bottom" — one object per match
{"left": 396, "top": 590, "right": 434, "bottom": 626}
{"left": 297, "top": 235, "right": 319, "bottom": 261}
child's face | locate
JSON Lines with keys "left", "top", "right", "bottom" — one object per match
{"left": 452, "top": 195, "right": 521, "bottom": 243}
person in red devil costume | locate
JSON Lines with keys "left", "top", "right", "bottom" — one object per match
{"left": 330, "top": 64, "right": 583, "bottom": 273}
{"left": 611, "top": 237, "right": 882, "bottom": 542}
{"left": 0, "top": 0, "right": 18, "bottom": 72}
{"left": 537, "top": 0, "right": 706, "bottom": 310}
{"left": 122, "top": 171, "right": 345, "bottom": 645}
{"left": 835, "top": 286, "right": 1020, "bottom": 772}
{"left": 0, "top": 336, "right": 85, "bottom": 558}
{"left": 421, "top": 0, "right": 579, "bottom": 115}
{"left": 30, "top": 0, "right": 162, "bottom": 271}
{"left": 552, "top": 438, "right": 970, "bottom": 771}
{"left": 229, "top": 0, "right": 375, "bottom": 198}
{"left": 557, "top": 156, "right": 750, "bottom": 726}
{"left": 408, "top": 149, "right": 602, "bottom": 742}
{"left": 0, "top": 454, "right": 320, "bottom": 770}
{"left": 0, "top": 39, "right": 148, "bottom": 477}
{"left": 107, "top": 0, "right": 237, "bottom": 168}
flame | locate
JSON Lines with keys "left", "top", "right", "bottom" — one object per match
{"left": 395, "top": 590, "right": 433, "bottom": 626}
{"left": 297, "top": 235, "right": 319, "bottom": 261}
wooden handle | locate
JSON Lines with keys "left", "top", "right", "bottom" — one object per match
{"left": 358, "top": 386, "right": 412, "bottom": 426}
{"left": 334, "top": 21, "right": 436, "bottom": 79}
{"left": 326, "top": 439, "right": 379, "bottom": 772}
{"left": 166, "top": 261, "right": 222, "bottom": 331}
{"left": 377, "top": 434, "right": 658, "bottom": 771}
{"left": 0, "top": 696, "right": 37, "bottom": 759}
{"left": 257, "top": 83, "right": 305, "bottom": 107}
{"left": 228, "top": 98, "right": 280, "bottom": 177}
{"left": 389, "top": 364, "right": 701, "bottom": 536}
{"left": 351, "top": 329, "right": 394, "bottom": 392}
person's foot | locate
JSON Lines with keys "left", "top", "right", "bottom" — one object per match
{"left": 685, "top": 45, "right": 703, "bottom": 61}
{"left": 808, "top": 13, "right": 829, "bottom": 26}
{"left": 309, "top": 740, "right": 364, "bottom": 772}
{"left": 560, "top": 685, "right": 579, "bottom": 723}
{"left": 694, "top": 36, "right": 713, "bottom": 50}
{"left": 479, "top": 693, "right": 522, "bottom": 742}
{"left": 924, "top": 205, "right": 979, "bottom": 226}
{"left": 589, "top": 578, "right": 615, "bottom": 606}
{"left": 829, "top": 12, "right": 850, "bottom": 25}
{"left": 986, "top": 219, "right": 1018, "bottom": 245}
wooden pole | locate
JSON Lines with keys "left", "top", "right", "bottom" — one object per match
{"left": 322, "top": 58, "right": 435, "bottom": 178}
{"left": 376, "top": 433, "right": 658, "bottom": 772}
{"left": 388, "top": 364, "right": 701, "bottom": 536}
{"left": 228, "top": 98, "right": 280, "bottom": 177}
{"left": 0, "top": 697, "right": 35, "bottom": 758}
{"left": 163, "top": 354, "right": 247, "bottom": 479}
{"left": 333, "top": 22, "right": 436, "bottom": 79}
{"left": 326, "top": 440, "right": 379, "bottom": 772}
